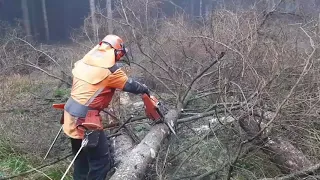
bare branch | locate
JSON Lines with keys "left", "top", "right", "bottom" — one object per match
{"left": 15, "top": 37, "right": 61, "bottom": 68}
{"left": 177, "top": 104, "right": 241, "bottom": 124}
{"left": 245, "top": 37, "right": 315, "bottom": 144}
{"left": 132, "top": 62, "right": 177, "bottom": 97}
{"left": 22, "top": 63, "right": 72, "bottom": 86}
{"left": 181, "top": 52, "right": 225, "bottom": 105}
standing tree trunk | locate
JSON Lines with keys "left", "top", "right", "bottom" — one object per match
{"left": 21, "top": 0, "right": 32, "bottom": 40}
{"left": 106, "top": 0, "right": 113, "bottom": 34}
{"left": 295, "top": 0, "right": 300, "bottom": 13}
{"left": 30, "top": 1, "right": 38, "bottom": 39}
{"left": 199, "top": 0, "right": 202, "bottom": 17}
{"left": 190, "top": 0, "right": 194, "bottom": 17}
{"left": 41, "top": 0, "right": 49, "bottom": 42}
{"left": 205, "top": 1, "right": 212, "bottom": 20}
{"left": 318, "top": 13, "right": 320, "bottom": 36}
{"left": 90, "top": 0, "right": 98, "bottom": 42}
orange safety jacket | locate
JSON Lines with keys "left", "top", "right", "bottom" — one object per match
{"left": 63, "top": 44, "right": 128, "bottom": 139}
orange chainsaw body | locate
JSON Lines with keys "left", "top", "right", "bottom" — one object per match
{"left": 142, "top": 94, "right": 163, "bottom": 121}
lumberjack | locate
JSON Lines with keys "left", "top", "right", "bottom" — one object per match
{"left": 61, "top": 34, "right": 151, "bottom": 180}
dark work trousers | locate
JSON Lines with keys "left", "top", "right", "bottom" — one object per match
{"left": 70, "top": 130, "right": 114, "bottom": 180}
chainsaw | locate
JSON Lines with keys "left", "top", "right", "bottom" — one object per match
{"left": 141, "top": 94, "right": 177, "bottom": 136}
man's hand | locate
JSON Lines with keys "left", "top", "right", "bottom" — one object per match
{"left": 142, "top": 84, "right": 151, "bottom": 97}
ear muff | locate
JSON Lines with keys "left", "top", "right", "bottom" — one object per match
{"left": 114, "top": 49, "right": 123, "bottom": 61}
{"left": 115, "top": 45, "right": 127, "bottom": 61}
{"left": 100, "top": 41, "right": 127, "bottom": 61}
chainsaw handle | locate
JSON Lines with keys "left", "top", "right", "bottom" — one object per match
{"left": 141, "top": 83, "right": 151, "bottom": 97}
{"left": 144, "top": 92, "right": 151, "bottom": 97}
{"left": 76, "top": 124, "right": 89, "bottom": 131}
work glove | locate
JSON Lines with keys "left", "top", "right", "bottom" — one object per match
{"left": 142, "top": 84, "right": 151, "bottom": 97}
{"left": 123, "top": 78, "right": 150, "bottom": 96}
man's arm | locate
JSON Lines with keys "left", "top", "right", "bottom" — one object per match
{"left": 122, "top": 78, "right": 150, "bottom": 95}
{"left": 106, "top": 64, "right": 150, "bottom": 95}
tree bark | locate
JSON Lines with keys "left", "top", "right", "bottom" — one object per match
{"left": 106, "top": 0, "right": 113, "bottom": 34}
{"left": 110, "top": 109, "right": 179, "bottom": 180}
{"left": 113, "top": 133, "right": 134, "bottom": 163}
{"left": 21, "top": 0, "right": 32, "bottom": 40}
{"left": 90, "top": 0, "right": 98, "bottom": 42}
{"left": 263, "top": 137, "right": 313, "bottom": 174}
{"left": 41, "top": 0, "right": 49, "bottom": 42}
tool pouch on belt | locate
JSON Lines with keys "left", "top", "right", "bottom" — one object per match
{"left": 76, "top": 110, "right": 103, "bottom": 131}
{"left": 76, "top": 110, "right": 103, "bottom": 147}
{"left": 82, "top": 110, "right": 103, "bottom": 130}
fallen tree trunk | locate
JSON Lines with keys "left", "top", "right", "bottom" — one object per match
{"left": 262, "top": 137, "right": 313, "bottom": 174}
{"left": 112, "top": 133, "right": 135, "bottom": 164}
{"left": 260, "top": 162, "right": 320, "bottom": 180}
{"left": 239, "top": 113, "right": 313, "bottom": 174}
{"left": 110, "top": 109, "right": 179, "bottom": 180}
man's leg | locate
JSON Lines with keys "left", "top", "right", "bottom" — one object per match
{"left": 87, "top": 131, "right": 114, "bottom": 180}
{"left": 70, "top": 138, "right": 89, "bottom": 180}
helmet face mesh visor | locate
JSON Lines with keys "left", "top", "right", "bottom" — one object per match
{"left": 115, "top": 43, "right": 127, "bottom": 60}
{"left": 118, "top": 44, "right": 131, "bottom": 65}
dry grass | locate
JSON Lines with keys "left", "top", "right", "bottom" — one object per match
{"left": 0, "top": 73, "right": 70, "bottom": 156}
{"left": 0, "top": 73, "right": 73, "bottom": 179}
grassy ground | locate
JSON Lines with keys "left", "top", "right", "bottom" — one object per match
{"left": 0, "top": 139, "right": 72, "bottom": 180}
{"left": 0, "top": 73, "right": 72, "bottom": 179}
